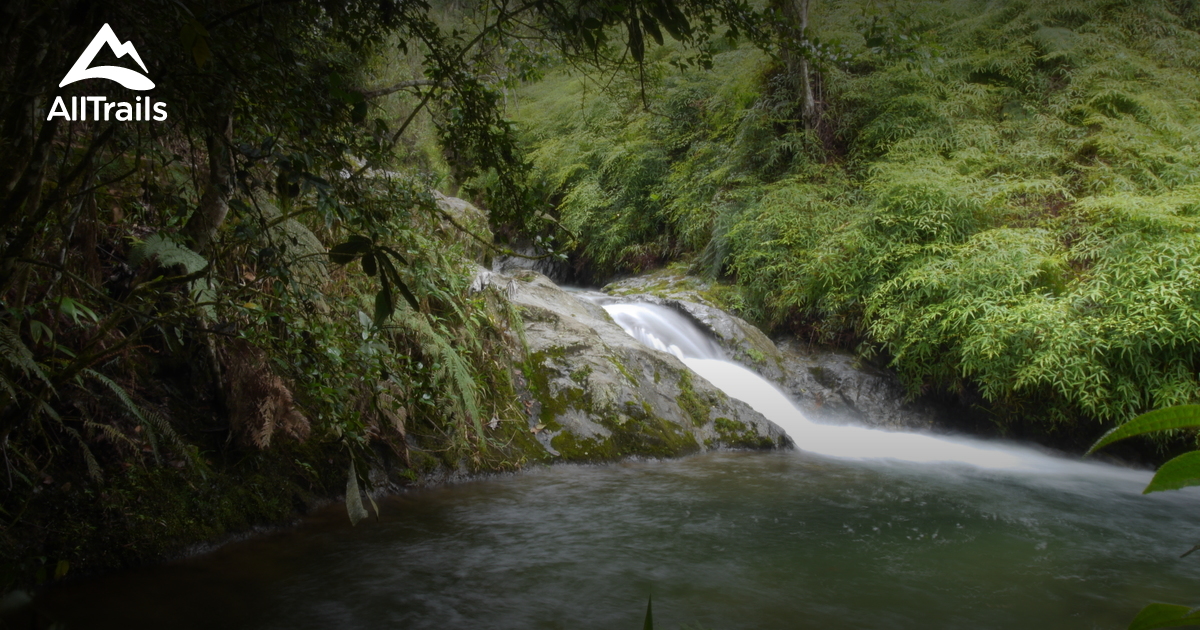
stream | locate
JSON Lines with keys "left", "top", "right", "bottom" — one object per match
{"left": 37, "top": 300, "right": 1200, "bottom": 629}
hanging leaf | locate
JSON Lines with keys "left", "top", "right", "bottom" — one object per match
{"left": 640, "top": 13, "right": 663, "bottom": 46}
{"left": 179, "top": 17, "right": 212, "bottom": 70}
{"left": 378, "top": 245, "right": 408, "bottom": 265}
{"left": 329, "top": 235, "right": 374, "bottom": 264}
{"left": 362, "top": 252, "right": 378, "bottom": 277}
{"left": 366, "top": 492, "right": 381, "bottom": 522}
{"left": 628, "top": 18, "right": 644, "bottom": 63}
{"left": 647, "top": 0, "right": 690, "bottom": 41}
{"left": 643, "top": 595, "right": 653, "bottom": 630}
{"left": 1087, "top": 406, "right": 1200, "bottom": 455}
{"left": 1144, "top": 452, "right": 1200, "bottom": 494}
{"left": 1127, "top": 603, "right": 1200, "bottom": 630}
{"left": 393, "top": 279, "right": 420, "bottom": 312}
{"left": 374, "top": 273, "right": 394, "bottom": 327}
{"left": 376, "top": 251, "right": 419, "bottom": 310}
{"left": 346, "top": 461, "right": 369, "bottom": 526}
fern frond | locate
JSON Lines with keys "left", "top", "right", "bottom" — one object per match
{"left": 83, "top": 420, "right": 138, "bottom": 450}
{"left": 84, "top": 369, "right": 199, "bottom": 470}
{"left": 128, "top": 234, "right": 207, "bottom": 274}
{"left": 397, "top": 313, "right": 485, "bottom": 443}
{"left": 61, "top": 425, "right": 103, "bottom": 480}
{"left": 0, "top": 326, "right": 52, "bottom": 389}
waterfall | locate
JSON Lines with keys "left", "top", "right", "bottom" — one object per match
{"left": 602, "top": 302, "right": 1148, "bottom": 483}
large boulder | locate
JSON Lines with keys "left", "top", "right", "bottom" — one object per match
{"left": 777, "top": 338, "right": 939, "bottom": 431}
{"left": 434, "top": 191, "right": 492, "bottom": 266}
{"left": 605, "top": 294, "right": 788, "bottom": 384}
{"left": 605, "top": 269, "right": 942, "bottom": 432}
{"left": 477, "top": 268, "right": 789, "bottom": 460}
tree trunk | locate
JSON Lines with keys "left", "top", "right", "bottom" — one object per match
{"left": 776, "top": 0, "right": 817, "bottom": 127}
{"left": 183, "top": 112, "right": 235, "bottom": 253}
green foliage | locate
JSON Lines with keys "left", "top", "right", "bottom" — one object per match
{"left": 1127, "top": 603, "right": 1200, "bottom": 630}
{"left": 1143, "top": 452, "right": 1200, "bottom": 494}
{"left": 4, "top": 0, "right": 751, "bottom": 584}
{"left": 1089, "top": 405, "right": 1200, "bottom": 455}
{"left": 1089, "top": 406, "right": 1200, "bottom": 627}
{"left": 519, "top": 0, "right": 1200, "bottom": 429}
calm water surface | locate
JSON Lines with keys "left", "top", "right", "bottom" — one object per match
{"left": 38, "top": 449, "right": 1200, "bottom": 630}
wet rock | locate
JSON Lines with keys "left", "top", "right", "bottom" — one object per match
{"left": 478, "top": 268, "right": 789, "bottom": 460}
{"left": 776, "top": 338, "right": 938, "bottom": 431}
{"left": 603, "top": 294, "right": 787, "bottom": 383}
{"left": 434, "top": 191, "right": 492, "bottom": 265}
{"left": 602, "top": 265, "right": 722, "bottom": 307}
{"left": 602, "top": 272, "right": 941, "bottom": 431}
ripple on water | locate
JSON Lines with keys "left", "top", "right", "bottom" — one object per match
{"left": 36, "top": 451, "right": 1200, "bottom": 630}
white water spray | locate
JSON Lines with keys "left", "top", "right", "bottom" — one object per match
{"left": 602, "top": 302, "right": 1149, "bottom": 483}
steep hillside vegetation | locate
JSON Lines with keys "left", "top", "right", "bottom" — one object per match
{"left": 516, "top": 0, "right": 1200, "bottom": 433}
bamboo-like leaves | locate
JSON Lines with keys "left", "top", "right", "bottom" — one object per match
{"left": 328, "top": 236, "right": 420, "bottom": 326}
{"left": 1087, "top": 406, "right": 1200, "bottom": 455}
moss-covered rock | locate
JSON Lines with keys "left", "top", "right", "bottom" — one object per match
{"left": 600, "top": 276, "right": 789, "bottom": 384}
{"left": 480, "top": 268, "right": 788, "bottom": 462}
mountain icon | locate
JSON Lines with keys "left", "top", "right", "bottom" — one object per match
{"left": 60, "top": 23, "right": 155, "bottom": 91}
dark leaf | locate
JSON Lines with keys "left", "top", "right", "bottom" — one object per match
{"left": 379, "top": 245, "right": 408, "bottom": 265}
{"left": 374, "top": 274, "right": 394, "bottom": 326}
{"left": 641, "top": 13, "right": 664, "bottom": 46}
{"left": 393, "top": 277, "right": 420, "bottom": 311}
{"left": 376, "top": 250, "right": 420, "bottom": 310}
{"left": 329, "top": 235, "right": 374, "bottom": 265}
{"left": 362, "top": 252, "right": 378, "bottom": 276}
{"left": 628, "top": 18, "right": 644, "bottom": 63}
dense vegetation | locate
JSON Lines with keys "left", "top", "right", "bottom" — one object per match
{"left": 0, "top": 0, "right": 757, "bottom": 590}
{"left": 4, "top": 0, "right": 1198, "bottom": 603}
{"left": 517, "top": 0, "right": 1200, "bottom": 433}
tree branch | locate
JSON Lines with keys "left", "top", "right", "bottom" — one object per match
{"left": 359, "top": 79, "right": 443, "bottom": 100}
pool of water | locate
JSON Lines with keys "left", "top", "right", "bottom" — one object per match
{"left": 37, "top": 449, "right": 1200, "bottom": 630}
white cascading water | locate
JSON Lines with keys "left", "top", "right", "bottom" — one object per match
{"left": 603, "top": 301, "right": 1150, "bottom": 483}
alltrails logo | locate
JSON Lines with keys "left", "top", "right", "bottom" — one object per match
{"left": 47, "top": 23, "right": 168, "bottom": 122}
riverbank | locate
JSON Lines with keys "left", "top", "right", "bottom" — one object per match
{"left": 29, "top": 448, "right": 1196, "bottom": 629}
{"left": 3, "top": 259, "right": 1154, "bottom": 601}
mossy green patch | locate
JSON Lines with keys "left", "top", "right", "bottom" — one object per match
{"left": 521, "top": 347, "right": 591, "bottom": 431}
{"left": 606, "top": 355, "right": 638, "bottom": 385}
{"left": 676, "top": 371, "right": 709, "bottom": 427}
{"left": 570, "top": 365, "right": 593, "bottom": 385}
{"left": 713, "top": 417, "right": 776, "bottom": 449}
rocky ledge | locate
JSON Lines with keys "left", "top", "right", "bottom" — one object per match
{"left": 475, "top": 268, "right": 790, "bottom": 461}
